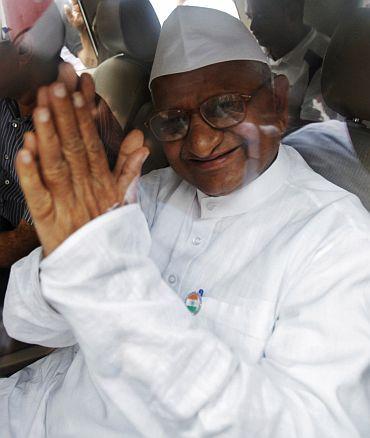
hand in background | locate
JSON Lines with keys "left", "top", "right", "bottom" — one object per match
{"left": 64, "top": 0, "right": 85, "bottom": 32}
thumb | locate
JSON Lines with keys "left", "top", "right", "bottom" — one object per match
{"left": 117, "top": 148, "right": 149, "bottom": 204}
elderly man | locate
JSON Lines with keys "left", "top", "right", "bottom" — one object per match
{"left": 1, "top": 6, "right": 370, "bottom": 438}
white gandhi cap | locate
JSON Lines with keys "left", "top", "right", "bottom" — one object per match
{"left": 149, "top": 6, "right": 269, "bottom": 89}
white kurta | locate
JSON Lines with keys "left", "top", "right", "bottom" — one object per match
{"left": 1, "top": 145, "right": 370, "bottom": 437}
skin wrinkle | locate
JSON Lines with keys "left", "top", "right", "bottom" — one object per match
{"left": 151, "top": 60, "right": 288, "bottom": 197}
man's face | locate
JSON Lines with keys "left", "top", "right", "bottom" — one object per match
{"left": 248, "top": 0, "right": 287, "bottom": 50}
{"left": 151, "top": 61, "right": 288, "bottom": 196}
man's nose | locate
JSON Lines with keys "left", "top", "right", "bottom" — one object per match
{"left": 185, "top": 113, "right": 223, "bottom": 158}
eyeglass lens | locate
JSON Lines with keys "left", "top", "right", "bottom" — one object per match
{"left": 150, "top": 94, "right": 246, "bottom": 141}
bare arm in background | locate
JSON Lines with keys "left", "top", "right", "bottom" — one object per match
{"left": 64, "top": 0, "right": 98, "bottom": 68}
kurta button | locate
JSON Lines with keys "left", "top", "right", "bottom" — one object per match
{"left": 206, "top": 201, "right": 217, "bottom": 211}
{"left": 4, "top": 154, "right": 9, "bottom": 160}
{"left": 11, "top": 122, "right": 19, "bottom": 129}
{"left": 192, "top": 236, "right": 202, "bottom": 246}
{"left": 168, "top": 275, "right": 177, "bottom": 284}
{"left": 4, "top": 180, "right": 10, "bottom": 185}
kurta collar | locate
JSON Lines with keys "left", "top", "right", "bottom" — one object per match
{"left": 196, "top": 145, "right": 290, "bottom": 219}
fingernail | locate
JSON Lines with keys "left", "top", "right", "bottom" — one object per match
{"left": 20, "top": 150, "right": 32, "bottom": 164}
{"left": 53, "top": 83, "right": 66, "bottom": 98}
{"left": 37, "top": 108, "right": 50, "bottom": 123}
{"left": 73, "top": 92, "right": 84, "bottom": 108}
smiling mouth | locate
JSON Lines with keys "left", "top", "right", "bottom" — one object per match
{"left": 189, "top": 144, "right": 245, "bottom": 164}
{"left": 188, "top": 145, "right": 245, "bottom": 170}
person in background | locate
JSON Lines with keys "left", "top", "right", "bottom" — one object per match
{"left": 0, "top": 4, "right": 122, "bottom": 307}
{"left": 284, "top": 7, "right": 370, "bottom": 210}
{"left": 247, "top": 0, "right": 336, "bottom": 130}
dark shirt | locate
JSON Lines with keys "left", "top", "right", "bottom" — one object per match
{"left": 0, "top": 96, "right": 123, "bottom": 228}
{"left": 0, "top": 99, "right": 33, "bottom": 228}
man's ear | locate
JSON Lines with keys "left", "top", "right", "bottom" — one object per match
{"left": 272, "top": 74, "right": 289, "bottom": 132}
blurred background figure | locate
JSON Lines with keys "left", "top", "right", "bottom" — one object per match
{"left": 56, "top": 0, "right": 98, "bottom": 69}
{"left": 1, "top": 0, "right": 97, "bottom": 70}
{"left": 247, "top": 0, "right": 337, "bottom": 130}
{"left": 284, "top": 7, "right": 370, "bottom": 210}
{"left": 0, "top": 0, "right": 122, "bottom": 357}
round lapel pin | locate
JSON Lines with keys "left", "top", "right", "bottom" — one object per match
{"left": 185, "top": 289, "right": 204, "bottom": 315}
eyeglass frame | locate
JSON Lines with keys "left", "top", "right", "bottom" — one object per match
{"left": 146, "top": 80, "right": 270, "bottom": 142}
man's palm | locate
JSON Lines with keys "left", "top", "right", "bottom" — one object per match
{"left": 16, "top": 74, "right": 148, "bottom": 256}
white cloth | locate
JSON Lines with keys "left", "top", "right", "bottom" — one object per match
{"left": 2, "top": 145, "right": 370, "bottom": 437}
{"left": 150, "top": 6, "right": 268, "bottom": 88}
{"left": 181, "top": 1, "right": 239, "bottom": 18}
{"left": 269, "top": 28, "right": 335, "bottom": 125}
{"left": 284, "top": 120, "right": 370, "bottom": 210}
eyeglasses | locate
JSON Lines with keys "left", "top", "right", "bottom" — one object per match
{"left": 147, "top": 83, "right": 267, "bottom": 142}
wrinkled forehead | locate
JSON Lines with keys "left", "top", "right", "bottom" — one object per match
{"left": 152, "top": 60, "right": 270, "bottom": 110}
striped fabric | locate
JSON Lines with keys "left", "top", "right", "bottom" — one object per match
{"left": 0, "top": 99, "right": 33, "bottom": 228}
{"left": 0, "top": 96, "right": 123, "bottom": 229}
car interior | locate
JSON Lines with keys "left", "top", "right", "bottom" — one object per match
{"left": 0, "top": 0, "right": 369, "bottom": 377}
{"left": 321, "top": 7, "right": 370, "bottom": 170}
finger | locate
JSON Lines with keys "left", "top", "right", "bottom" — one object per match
{"left": 23, "top": 131, "right": 38, "bottom": 157}
{"left": 16, "top": 146, "right": 53, "bottom": 223}
{"left": 72, "top": 92, "right": 111, "bottom": 175}
{"left": 37, "top": 86, "right": 49, "bottom": 107}
{"left": 114, "top": 129, "right": 145, "bottom": 179}
{"left": 118, "top": 148, "right": 149, "bottom": 204}
{"left": 79, "top": 73, "right": 97, "bottom": 117}
{"left": 33, "top": 106, "right": 73, "bottom": 197}
{"left": 48, "top": 82, "right": 91, "bottom": 181}
{"left": 72, "top": 92, "right": 118, "bottom": 211}
{"left": 58, "top": 62, "right": 79, "bottom": 94}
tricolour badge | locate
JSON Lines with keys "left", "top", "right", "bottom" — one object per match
{"left": 185, "top": 289, "right": 204, "bottom": 315}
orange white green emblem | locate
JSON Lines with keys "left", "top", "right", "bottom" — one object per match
{"left": 185, "top": 289, "right": 204, "bottom": 315}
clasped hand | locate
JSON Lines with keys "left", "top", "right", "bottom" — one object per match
{"left": 16, "top": 73, "right": 149, "bottom": 256}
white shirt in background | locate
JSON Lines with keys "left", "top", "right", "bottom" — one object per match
{"left": 285, "top": 120, "right": 370, "bottom": 210}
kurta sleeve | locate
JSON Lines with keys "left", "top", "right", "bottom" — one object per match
{"left": 2, "top": 172, "right": 162, "bottom": 351}
{"left": 3, "top": 247, "right": 76, "bottom": 348}
{"left": 38, "top": 203, "right": 370, "bottom": 437}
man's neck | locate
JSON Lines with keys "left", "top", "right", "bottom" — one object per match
{"left": 269, "top": 24, "right": 311, "bottom": 61}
